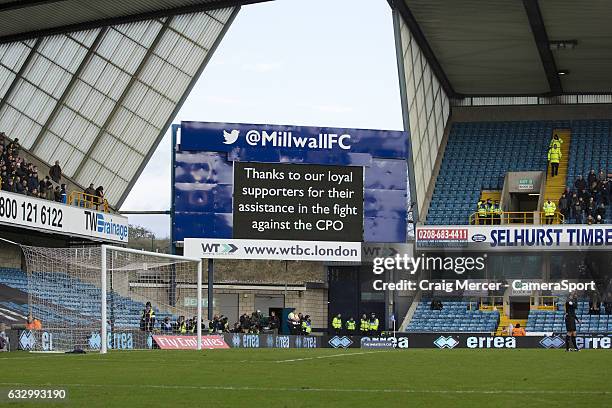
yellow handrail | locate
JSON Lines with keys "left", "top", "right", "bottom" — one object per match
{"left": 469, "top": 211, "right": 564, "bottom": 225}
{"left": 530, "top": 295, "right": 558, "bottom": 310}
{"left": 68, "top": 191, "right": 109, "bottom": 213}
{"left": 479, "top": 296, "right": 505, "bottom": 311}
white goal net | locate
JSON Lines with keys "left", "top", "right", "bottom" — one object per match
{"left": 21, "top": 245, "right": 202, "bottom": 353}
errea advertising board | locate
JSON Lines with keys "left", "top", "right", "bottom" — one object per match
{"left": 416, "top": 225, "right": 612, "bottom": 251}
{"left": 0, "top": 190, "right": 128, "bottom": 243}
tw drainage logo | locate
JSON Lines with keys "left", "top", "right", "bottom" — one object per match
{"left": 84, "top": 211, "right": 128, "bottom": 241}
{"left": 200, "top": 243, "right": 238, "bottom": 256}
{"left": 434, "top": 336, "right": 459, "bottom": 349}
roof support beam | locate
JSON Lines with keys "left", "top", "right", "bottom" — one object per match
{"left": 0, "top": 38, "right": 42, "bottom": 114}
{"left": 29, "top": 27, "right": 108, "bottom": 153}
{"left": 116, "top": 6, "right": 241, "bottom": 208}
{"left": 0, "top": 0, "right": 66, "bottom": 13}
{"left": 72, "top": 17, "right": 173, "bottom": 183}
{"left": 522, "top": 0, "right": 562, "bottom": 95}
{"left": 0, "top": 0, "right": 271, "bottom": 45}
{"left": 388, "top": 0, "right": 459, "bottom": 99}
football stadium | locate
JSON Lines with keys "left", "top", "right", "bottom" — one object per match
{"left": 0, "top": 0, "right": 611, "bottom": 407}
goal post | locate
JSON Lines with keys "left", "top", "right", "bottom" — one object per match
{"left": 100, "top": 245, "right": 203, "bottom": 354}
{"left": 21, "top": 244, "right": 203, "bottom": 353}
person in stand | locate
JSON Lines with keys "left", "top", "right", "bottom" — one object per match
{"left": 548, "top": 143, "right": 562, "bottom": 177}
{"left": 543, "top": 199, "right": 556, "bottom": 224}
{"left": 476, "top": 200, "right": 487, "bottom": 225}
{"left": 558, "top": 192, "right": 570, "bottom": 223}
{"left": 550, "top": 133, "right": 563, "bottom": 149}
{"left": 360, "top": 314, "right": 369, "bottom": 336}
{"left": 301, "top": 315, "right": 312, "bottom": 335}
{"left": 25, "top": 313, "right": 42, "bottom": 330}
{"left": 95, "top": 186, "right": 105, "bottom": 210}
{"left": 588, "top": 169, "right": 598, "bottom": 191}
{"left": 59, "top": 184, "right": 67, "bottom": 204}
{"left": 140, "top": 302, "right": 156, "bottom": 332}
{"left": 369, "top": 313, "right": 380, "bottom": 336}
{"left": 492, "top": 200, "right": 502, "bottom": 225}
{"left": 269, "top": 311, "right": 279, "bottom": 334}
{"left": 485, "top": 198, "right": 493, "bottom": 225}
{"left": 331, "top": 314, "right": 342, "bottom": 335}
{"left": 161, "top": 317, "right": 173, "bottom": 333}
{"left": 49, "top": 160, "right": 62, "bottom": 183}
{"left": 174, "top": 316, "right": 187, "bottom": 334}
{"left": 574, "top": 175, "right": 587, "bottom": 192}
{"left": 84, "top": 183, "right": 96, "bottom": 208}
{"left": 511, "top": 323, "right": 526, "bottom": 336}
{"left": 345, "top": 317, "right": 356, "bottom": 336}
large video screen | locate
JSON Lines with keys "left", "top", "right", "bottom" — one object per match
{"left": 172, "top": 121, "right": 408, "bottom": 243}
{"left": 233, "top": 162, "right": 363, "bottom": 241}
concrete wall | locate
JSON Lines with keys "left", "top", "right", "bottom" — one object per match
{"left": 452, "top": 104, "right": 612, "bottom": 122}
{"left": 203, "top": 259, "right": 326, "bottom": 285}
{"left": 0, "top": 240, "right": 22, "bottom": 269}
{"left": 394, "top": 10, "right": 451, "bottom": 222}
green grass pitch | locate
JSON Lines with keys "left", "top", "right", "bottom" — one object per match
{"left": 1, "top": 348, "right": 611, "bottom": 407}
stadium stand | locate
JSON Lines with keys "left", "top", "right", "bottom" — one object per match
{"left": 526, "top": 300, "right": 612, "bottom": 334}
{"left": 568, "top": 120, "right": 612, "bottom": 181}
{"left": 406, "top": 300, "right": 499, "bottom": 332}
{"left": 0, "top": 268, "right": 171, "bottom": 329}
{"left": 0, "top": 132, "right": 109, "bottom": 211}
{"left": 426, "top": 120, "right": 612, "bottom": 225}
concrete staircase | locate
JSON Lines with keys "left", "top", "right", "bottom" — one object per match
{"left": 543, "top": 129, "right": 571, "bottom": 211}
{"left": 495, "top": 316, "right": 528, "bottom": 336}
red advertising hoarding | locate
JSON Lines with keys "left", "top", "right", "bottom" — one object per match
{"left": 153, "top": 335, "right": 229, "bottom": 350}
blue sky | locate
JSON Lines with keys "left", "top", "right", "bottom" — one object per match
{"left": 121, "top": 0, "right": 403, "bottom": 237}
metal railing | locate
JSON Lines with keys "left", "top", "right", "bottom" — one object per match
{"left": 479, "top": 296, "right": 505, "bottom": 311}
{"left": 68, "top": 191, "right": 109, "bottom": 213}
{"left": 530, "top": 296, "right": 558, "bottom": 311}
{"left": 469, "top": 211, "right": 564, "bottom": 225}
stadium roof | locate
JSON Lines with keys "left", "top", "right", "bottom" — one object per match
{"left": 0, "top": 1, "right": 269, "bottom": 207}
{"left": 0, "top": 1, "right": 270, "bottom": 44}
{"left": 393, "top": 0, "right": 612, "bottom": 97}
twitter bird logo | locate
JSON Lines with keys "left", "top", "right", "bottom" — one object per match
{"left": 223, "top": 129, "right": 240, "bottom": 144}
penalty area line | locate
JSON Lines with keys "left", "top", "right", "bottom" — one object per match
{"left": 0, "top": 383, "right": 608, "bottom": 395}
{"left": 275, "top": 350, "right": 389, "bottom": 363}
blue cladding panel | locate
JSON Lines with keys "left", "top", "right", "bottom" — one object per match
{"left": 364, "top": 189, "right": 407, "bottom": 219}
{"left": 364, "top": 217, "right": 406, "bottom": 243}
{"left": 174, "top": 122, "right": 409, "bottom": 243}
{"left": 365, "top": 159, "right": 407, "bottom": 190}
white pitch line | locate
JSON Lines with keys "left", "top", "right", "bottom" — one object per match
{"left": 275, "top": 350, "right": 388, "bottom": 363}
{"left": 0, "top": 382, "right": 608, "bottom": 395}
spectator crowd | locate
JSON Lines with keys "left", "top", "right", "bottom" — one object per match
{"left": 141, "top": 304, "right": 295, "bottom": 335}
{"left": 558, "top": 170, "right": 610, "bottom": 224}
{"left": 0, "top": 132, "right": 106, "bottom": 209}
{"left": 473, "top": 129, "right": 610, "bottom": 225}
